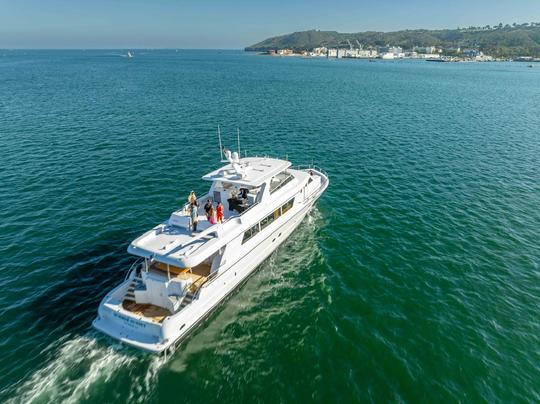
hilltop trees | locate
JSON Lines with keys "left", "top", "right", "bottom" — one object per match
{"left": 245, "top": 22, "right": 540, "bottom": 57}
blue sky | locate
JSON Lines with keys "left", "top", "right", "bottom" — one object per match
{"left": 1, "top": 0, "right": 539, "bottom": 48}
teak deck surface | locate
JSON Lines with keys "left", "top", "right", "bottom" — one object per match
{"left": 122, "top": 301, "right": 171, "bottom": 323}
{"left": 122, "top": 262, "right": 212, "bottom": 320}
{"left": 150, "top": 262, "right": 210, "bottom": 292}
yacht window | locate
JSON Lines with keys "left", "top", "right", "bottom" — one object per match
{"left": 260, "top": 212, "right": 276, "bottom": 230}
{"left": 270, "top": 171, "right": 294, "bottom": 194}
{"left": 281, "top": 198, "right": 294, "bottom": 214}
{"left": 251, "top": 222, "right": 260, "bottom": 237}
{"left": 254, "top": 199, "right": 295, "bottom": 236}
{"left": 242, "top": 223, "right": 260, "bottom": 244}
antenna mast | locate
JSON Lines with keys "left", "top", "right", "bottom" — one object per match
{"left": 237, "top": 128, "right": 241, "bottom": 157}
{"left": 218, "top": 125, "right": 223, "bottom": 160}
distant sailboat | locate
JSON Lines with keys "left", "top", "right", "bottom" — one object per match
{"left": 127, "top": 51, "right": 134, "bottom": 58}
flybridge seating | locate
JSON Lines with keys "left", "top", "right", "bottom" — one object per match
{"left": 168, "top": 156, "right": 294, "bottom": 230}
{"left": 167, "top": 183, "right": 260, "bottom": 231}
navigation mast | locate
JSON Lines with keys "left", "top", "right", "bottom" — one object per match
{"left": 237, "top": 128, "right": 241, "bottom": 157}
{"left": 218, "top": 125, "right": 223, "bottom": 160}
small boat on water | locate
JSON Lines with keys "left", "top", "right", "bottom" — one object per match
{"left": 127, "top": 51, "right": 134, "bottom": 58}
{"left": 93, "top": 147, "right": 328, "bottom": 354}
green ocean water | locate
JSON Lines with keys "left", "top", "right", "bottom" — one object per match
{"left": 0, "top": 50, "right": 539, "bottom": 403}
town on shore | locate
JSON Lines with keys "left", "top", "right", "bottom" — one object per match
{"left": 249, "top": 23, "right": 540, "bottom": 63}
{"left": 262, "top": 43, "right": 536, "bottom": 62}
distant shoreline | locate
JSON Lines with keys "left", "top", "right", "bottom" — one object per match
{"left": 246, "top": 23, "right": 540, "bottom": 59}
{"left": 251, "top": 49, "right": 540, "bottom": 63}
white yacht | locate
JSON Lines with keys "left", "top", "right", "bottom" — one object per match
{"left": 93, "top": 151, "right": 328, "bottom": 353}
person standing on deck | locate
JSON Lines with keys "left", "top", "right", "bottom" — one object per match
{"left": 188, "top": 191, "right": 197, "bottom": 205}
{"left": 208, "top": 206, "right": 216, "bottom": 225}
{"left": 216, "top": 202, "right": 224, "bottom": 223}
{"left": 204, "top": 199, "right": 213, "bottom": 220}
{"left": 190, "top": 202, "right": 199, "bottom": 232}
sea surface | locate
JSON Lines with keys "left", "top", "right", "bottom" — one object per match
{"left": 0, "top": 50, "right": 539, "bottom": 403}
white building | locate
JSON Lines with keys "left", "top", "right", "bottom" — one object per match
{"left": 342, "top": 48, "right": 378, "bottom": 58}
{"left": 414, "top": 46, "right": 438, "bottom": 54}
{"left": 418, "top": 53, "right": 440, "bottom": 59}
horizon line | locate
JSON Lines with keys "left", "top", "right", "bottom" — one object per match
{"left": 0, "top": 47, "right": 244, "bottom": 51}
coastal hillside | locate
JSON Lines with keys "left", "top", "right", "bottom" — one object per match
{"left": 245, "top": 23, "right": 540, "bottom": 57}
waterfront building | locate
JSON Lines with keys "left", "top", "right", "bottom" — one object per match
{"left": 277, "top": 49, "right": 293, "bottom": 56}
{"left": 420, "top": 53, "right": 441, "bottom": 59}
{"left": 341, "top": 48, "right": 378, "bottom": 58}
{"left": 414, "top": 46, "right": 438, "bottom": 54}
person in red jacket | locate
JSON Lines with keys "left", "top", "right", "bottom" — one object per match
{"left": 216, "top": 202, "right": 224, "bottom": 223}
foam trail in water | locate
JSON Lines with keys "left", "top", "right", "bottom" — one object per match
{"left": 8, "top": 332, "right": 163, "bottom": 404}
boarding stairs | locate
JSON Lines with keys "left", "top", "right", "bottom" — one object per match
{"left": 124, "top": 273, "right": 144, "bottom": 303}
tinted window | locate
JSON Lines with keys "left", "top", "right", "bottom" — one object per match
{"left": 281, "top": 198, "right": 294, "bottom": 214}
{"left": 244, "top": 199, "right": 293, "bottom": 243}
{"left": 270, "top": 171, "right": 294, "bottom": 194}
{"left": 242, "top": 227, "right": 252, "bottom": 243}
{"left": 260, "top": 212, "right": 276, "bottom": 230}
{"left": 251, "top": 223, "right": 260, "bottom": 237}
{"left": 242, "top": 223, "right": 260, "bottom": 244}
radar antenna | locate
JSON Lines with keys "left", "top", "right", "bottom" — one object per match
{"left": 217, "top": 125, "right": 224, "bottom": 160}
{"left": 237, "top": 127, "right": 241, "bottom": 157}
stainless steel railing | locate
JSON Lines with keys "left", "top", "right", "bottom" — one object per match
{"left": 124, "top": 257, "right": 144, "bottom": 281}
{"left": 291, "top": 164, "right": 329, "bottom": 178}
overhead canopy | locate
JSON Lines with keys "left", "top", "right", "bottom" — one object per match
{"left": 202, "top": 157, "right": 291, "bottom": 187}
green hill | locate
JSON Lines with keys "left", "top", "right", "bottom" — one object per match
{"left": 245, "top": 23, "right": 540, "bottom": 57}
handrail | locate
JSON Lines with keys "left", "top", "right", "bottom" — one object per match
{"left": 291, "top": 164, "right": 328, "bottom": 177}
{"left": 124, "top": 257, "right": 144, "bottom": 281}
{"left": 194, "top": 270, "right": 219, "bottom": 295}
{"left": 179, "top": 191, "right": 211, "bottom": 213}
{"left": 249, "top": 153, "right": 291, "bottom": 162}
{"left": 170, "top": 277, "right": 200, "bottom": 312}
